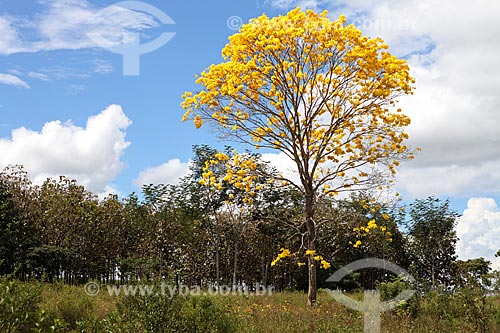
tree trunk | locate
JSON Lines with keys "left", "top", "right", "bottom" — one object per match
{"left": 215, "top": 235, "right": 220, "bottom": 287}
{"left": 232, "top": 235, "right": 238, "bottom": 290}
{"left": 262, "top": 254, "right": 268, "bottom": 287}
{"left": 305, "top": 193, "right": 317, "bottom": 306}
{"left": 159, "top": 250, "right": 164, "bottom": 278}
{"left": 431, "top": 255, "right": 436, "bottom": 290}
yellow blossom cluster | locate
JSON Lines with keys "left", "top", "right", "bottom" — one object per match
{"left": 272, "top": 248, "right": 331, "bottom": 269}
{"left": 305, "top": 249, "right": 316, "bottom": 256}
{"left": 350, "top": 212, "right": 393, "bottom": 248}
{"left": 313, "top": 254, "right": 331, "bottom": 269}
{"left": 271, "top": 248, "right": 291, "bottom": 266}
{"left": 181, "top": 7, "right": 415, "bottom": 198}
{"left": 199, "top": 151, "right": 263, "bottom": 204}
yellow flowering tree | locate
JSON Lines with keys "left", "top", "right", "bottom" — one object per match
{"left": 181, "top": 8, "right": 415, "bottom": 305}
{"left": 196, "top": 147, "right": 283, "bottom": 288}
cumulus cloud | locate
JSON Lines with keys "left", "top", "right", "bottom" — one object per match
{"left": 257, "top": 0, "right": 500, "bottom": 198}
{"left": 133, "top": 153, "right": 298, "bottom": 190}
{"left": 134, "top": 159, "right": 191, "bottom": 187}
{"left": 0, "top": 74, "right": 30, "bottom": 89}
{"left": 457, "top": 198, "right": 500, "bottom": 270}
{"left": 314, "top": 0, "right": 500, "bottom": 198}
{"left": 260, "top": 152, "right": 300, "bottom": 185}
{"left": 0, "top": 104, "right": 131, "bottom": 194}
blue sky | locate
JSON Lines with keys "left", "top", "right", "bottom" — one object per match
{"left": 1, "top": 0, "right": 500, "bottom": 267}
{"left": 0, "top": 0, "right": 259, "bottom": 193}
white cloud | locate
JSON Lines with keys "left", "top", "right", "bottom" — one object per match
{"left": 262, "top": 0, "right": 330, "bottom": 11}
{"left": 457, "top": 198, "right": 500, "bottom": 270}
{"left": 0, "top": 104, "right": 131, "bottom": 194}
{"left": 27, "top": 71, "right": 50, "bottom": 81}
{"left": 322, "top": 0, "right": 500, "bottom": 198}
{"left": 0, "top": 0, "right": 161, "bottom": 55}
{"left": 260, "top": 152, "right": 300, "bottom": 185}
{"left": 263, "top": 0, "right": 295, "bottom": 9}
{"left": 0, "top": 17, "right": 24, "bottom": 54}
{"left": 134, "top": 159, "right": 191, "bottom": 187}
{"left": 258, "top": 1, "right": 500, "bottom": 198}
{"left": 97, "top": 184, "right": 121, "bottom": 200}
{"left": 92, "top": 60, "right": 113, "bottom": 74}
{"left": 133, "top": 153, "right": 298, "bottom": 189}
{"left": 263, "top": 0, "right": 331, "bottom": 11}
{"left": 0, "top": 74, "right": 30, "bottom": 89}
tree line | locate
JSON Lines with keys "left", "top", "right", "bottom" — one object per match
{"left": 0, "top": 145, "right": 498, "bottom": 292}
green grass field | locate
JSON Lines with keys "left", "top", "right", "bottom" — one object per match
{"left": 2, "top": 279, "right": 500, "bottom": 332}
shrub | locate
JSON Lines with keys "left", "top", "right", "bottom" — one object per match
{"left": 0, "top": 278, "right": 41, "bottom": 332}
{"left": 105, "top": 291, "right": 237, "bottom": 333}
{"left": 377, "top": 278, "right": 411, "bottom": 302}
{"left": 179, "top": 295, "right": 237, "bottom": 333}
{"left": 456, "top": 282, "right": 494, "bottom": 333}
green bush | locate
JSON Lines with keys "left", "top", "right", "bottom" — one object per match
{"left": 57, "top": 291, "right": 94, "bottom": 329}
{"left": 0, "top": 278, "right": 66, "bottom": 332}
{"left": 0, "top": 278, "right": 41, "bottom": 332}
{"left": 103, "top": 292, "right": 238, "bottom": 333}
{"left": 377, "top": 278, "right": 411, "bottom": 302}
{"left": 456, "top": 282, "right": 494, "bottom": 333}
{"left": 179, "top": 295, "right": 237, "bottom": 333}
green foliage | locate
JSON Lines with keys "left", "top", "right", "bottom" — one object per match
{"left": 180, "top": 296, "right": 237, "bottom": 332}
{"left": 25, "top": 245, "right": 76, "bottom": 281}
{"left": 0, "top": 175, "right": 39, "bottom": 277}
{"left": 377, "top": 277, "right": 411, "bottom": 302}
{"left": 53, "top": 290, "right": 95, "bottom": 329}
{"left": 453, "top": 257, "right": 492, "bottom": 288}
{"left": 0, "top": 278, "right": 41, "bottom": 332}
{"left": 0, "top": 183, "right": 18, "bottom": 275}
{"left": 101, "top": 294, "right": 237, "bottom": 333}
{"left": 0, "top": 278, "right": 67, "bottom": 333}
{"left": 456, "top": 282, "right": 492, "bottom": 333}
{"left": 2, "top": 280, "right": 500, "bottom": 332}
{"left": 406, "top": 289, "right": 460, "bottom": 330}
{"left": 406, "top": 197, "right": 459, "bottom": 289}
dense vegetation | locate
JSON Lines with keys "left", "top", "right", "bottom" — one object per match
{"left": 1, "top": 280, "right": 500, "bottom": 332}
{"left": 0, "top": 144, "right": 407, "bottom": 287}
{"left": 1, "top": 145, "right": 500, "bottom": 332}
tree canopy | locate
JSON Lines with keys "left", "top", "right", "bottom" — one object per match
{"left": 181, "top": 8, "right": 415, "bottom": 305}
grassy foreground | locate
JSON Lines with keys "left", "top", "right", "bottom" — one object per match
{"left": 1, "top": 279, "right": 500, "bottom": 332}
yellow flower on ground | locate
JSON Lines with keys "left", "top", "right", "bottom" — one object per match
{"left": 305, "top": 249, "right": 316, "bottom": 256}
